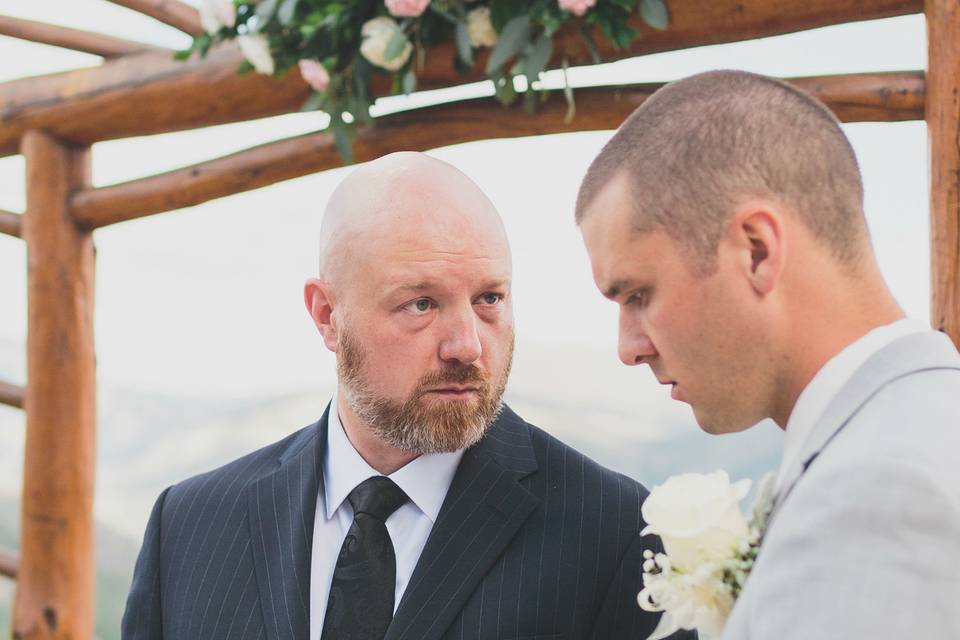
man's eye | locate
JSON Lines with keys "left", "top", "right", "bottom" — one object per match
{"left": 477, "top": 293, "right": 504, "bottom": 305}
{"left": 404, "top": 298, "right": 434, "bottom": 314}
{"left": 627, "top": 290, "right": 649, "bottom": 307}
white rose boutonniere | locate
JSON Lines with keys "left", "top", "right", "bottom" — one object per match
{"left": 638, "top": 470, "right": 776, "bottom": 639}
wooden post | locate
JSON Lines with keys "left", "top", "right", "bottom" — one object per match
{"left": 927, "top": 0, "right": 960, "bottom": 345}
{"left": 14, "top": 131, "right": 96, "bottom": 640}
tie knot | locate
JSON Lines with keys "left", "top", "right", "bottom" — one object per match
{"left": 348, "top": 476, "right": 408, "bottom": 521}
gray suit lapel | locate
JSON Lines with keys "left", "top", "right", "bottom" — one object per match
{"left": 385, "top": 406, "right": 540, "bottom": 640}
{"left": 247, "top": 408, "right": 328, "bottom": 640}
{"left": 773, "top": 331, "right": 960, "bottom": 518}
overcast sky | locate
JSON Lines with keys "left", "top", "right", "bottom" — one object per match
{"left": 0, "top": 5, "right": 930, "bottom": 404}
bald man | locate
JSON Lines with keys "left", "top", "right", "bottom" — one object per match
{"left": 123, "top": 153, "right": 692, "bottom": 640}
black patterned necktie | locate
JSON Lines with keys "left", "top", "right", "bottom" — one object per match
{"left": 321, "top": 476, "right": 409, "bottom": 640}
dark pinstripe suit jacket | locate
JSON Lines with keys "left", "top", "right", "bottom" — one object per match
{"left": 123, "top": 404, "right": 695, "bottom": 640}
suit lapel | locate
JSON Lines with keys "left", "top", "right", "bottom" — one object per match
{"left": 385, "top": 407, "right": 540, "bottom": 640}
{"left": 248, "top": 407, "right": 328, "bottom": 640}
{"left": 773, "top": 331, "right": 960, "bottom": 518}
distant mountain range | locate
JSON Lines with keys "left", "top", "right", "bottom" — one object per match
{"left": 0, "top": 335, "right": 782, "bottom": 638}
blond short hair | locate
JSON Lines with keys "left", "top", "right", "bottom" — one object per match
{"left": 576, "top": 70, "right": 868, "bottom": 272}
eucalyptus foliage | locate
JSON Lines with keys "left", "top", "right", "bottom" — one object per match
{"left": 179, "top": 0, "right": 670, "bottom": 160}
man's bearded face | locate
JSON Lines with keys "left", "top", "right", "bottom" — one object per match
{"left": 337, "top": 327, "right": 513, "bottom": 454}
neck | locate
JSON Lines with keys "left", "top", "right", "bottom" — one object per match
{"left": 335, "top": 388, "right": 419, "bottom": 475}
{"left": 771, "top": 264, "right": 904, "bottom": 429}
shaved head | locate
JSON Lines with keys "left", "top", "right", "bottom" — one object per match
{"left": 319, "top": 152, "right": 510, "bottom": 291}
{"left": 305, "top": 151, "right": 515, "bottom": 463}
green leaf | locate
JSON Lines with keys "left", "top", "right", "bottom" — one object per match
{"left": 486, "top": 15, "right": 531, "bottom": 75}
{"left": 300, "top": 91, "right": 325, "bottom": 112}
{"left": 349, "top": 95, "right": 373, "bottom": 125}
{"left": 523, "top": 88, "right": 537, "bottom": 114}
{"left": 562, "top": 57, "right": 576, "bottom": 123}
{"left": 277, "top": 0, "right": 300, "bottom": 26}
{"left": 523, "top": 32, "right": 552, "bottom": 84}
{"left": 195, "top": 32, "right": 213, "bottom": 56}
{"left": 352, "top": 57, "right": 372, "bottom": 99}
{"left": 494, "top": 74, "right": 518, "bottom": 107}
{"left": 331, "top": 113, "right": 355, "bottom": 164}
{"left": 236, "top": 59, "right": 255, "bottom": 74}
{"left": 173, "top": 48, "right": 193, "bottom": 61}
{"left": 384, "top": 29, "right": 409, "bottom": 62}
{"left": 639, "top": 0, "right": 669, "bottom": 30}
{"left": 254, "top": 0, "right": 280, "bottom": 28}
{"left": 578, "top": 24, "right": 602, "bottom": 64}
{"left": 402, "top": 69, "right": 417, "bottom": 94}
{"left": 454, "top": 22, "right": 473, "bottom": 66}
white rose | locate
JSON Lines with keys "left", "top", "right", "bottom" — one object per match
{"left": 238, "top": 34, "right": 275, "bottom": 75}
{"left": 640, "top": 562, "right": 735, "bottom": 639}
{"left": 466, "top": 7, "right": 497, "bottom": 48}
{"left": 199, "top": 0, "right": 236, "bottom": 34}
{"left": 641, "top": 470, "right": 751, "bottom": 569}
{"left": 360, "top": 16, "right": 412, "bottom": 71}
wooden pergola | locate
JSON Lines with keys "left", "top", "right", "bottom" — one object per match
{"left": 0, "top": 0, "right": 957, "bottom": 637}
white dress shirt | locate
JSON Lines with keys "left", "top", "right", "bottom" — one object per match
{"left": 309, "top": 397, "right": 465, "bottom": 639}
{"left": 775, "top": 318, "right": 929, "bottom": 492}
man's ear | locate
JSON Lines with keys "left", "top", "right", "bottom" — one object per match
{"left": 304, "top": 278, "right": 339, "bottom": 352}
{"left": 725, "top": 202, "right": 785, "bottom": 296}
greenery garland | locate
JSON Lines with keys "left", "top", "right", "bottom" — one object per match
{"left": 180, "top": 0, "right": 670, "bottom": 160}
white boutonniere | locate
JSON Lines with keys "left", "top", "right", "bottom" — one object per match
{"left": 637, "top": 470, "right": 776, "bottom": 639}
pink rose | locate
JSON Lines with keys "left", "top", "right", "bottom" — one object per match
{"left": 384, "top": 0, "right": 431, "bottom": 18}
{"left": 298, "top": 59, "right": 331, "bottom": 92}
{"left": 558, "top": 0, "right": 596, "bottom": 16}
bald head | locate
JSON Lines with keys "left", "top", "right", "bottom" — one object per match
{"left": 319, "top": 152, "right": 510, "bottom": 289}
{"left": 304, "top": 152, "right": 516, "bottom": 467}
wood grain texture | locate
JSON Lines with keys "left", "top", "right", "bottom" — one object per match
{"left": 69, "top": 71, "right": 924, "bottom": 229}
{"left": 104, "top": 0, "right": 201, "bottom": 35}
{"left": 0, "top": 0, "right": 922, "bottom": 157}
{"left": 0, "top": 379, "right": 24, "bottom": 409}
{"left": 13, "top": 131, "right": 96, "bottom": 640}
{"left": 927, "top": 0, "right": 960, "bottom": 346}
{"left": 0, "top": 15, "right": 163, "bottom": 58}
{"left": 0, "top": 208, "right": 21, "bottom": 237}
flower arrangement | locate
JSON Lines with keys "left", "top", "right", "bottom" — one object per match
{"left": 637, "top": 470, "right": 776, "bottom": 639}
{"left": 180, "top": 0, "right": 670, "bottom": 159}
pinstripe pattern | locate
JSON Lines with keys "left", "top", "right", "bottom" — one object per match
{"left": 123, "top": 404, "right": 696, "bottom": 640}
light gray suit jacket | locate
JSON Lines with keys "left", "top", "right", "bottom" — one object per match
{"left": 722, "top": 331, "right": 960, "bottom": 639}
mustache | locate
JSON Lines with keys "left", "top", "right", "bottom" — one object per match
{"left": 414, "top": 363, "right": 488, "bottom": 392}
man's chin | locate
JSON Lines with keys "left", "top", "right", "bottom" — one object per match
{"left": 693, "top": 408, "right": 757, "bottom": 436}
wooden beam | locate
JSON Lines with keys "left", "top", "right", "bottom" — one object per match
{"left": 0, "top": 45, "right": 311, "bottom": 159}
{"left": 70, "top": 71, "right": 924, "bottom": 229}
{"left": 0, "top": 0, "right": 922, "bottom": 157}
{"left": 104, "top": 0, "right": 201, "bottom": 36}
{"left": 0, "top": 15, "right": 163, "bottom": 58}
{"left": 0, "top": 548, "right": 18, "bottom": 579}
{"left": 13, "top": 131, "right": 96, "bottom": 640}
{"left": 927, "top": 0, "right": 960, "bottom": 346}
{"left": 0, "top": 380, "right": 24, "bottom": 409}
{"left": 0, "top": 208, "right": 21, "bottom": 238}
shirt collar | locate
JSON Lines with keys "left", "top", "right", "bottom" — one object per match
{"left": 776, "top": 318, "right": 929, "bottom": 490}
{"left": 323, "top": 392, "right": 464, "bottom": 523}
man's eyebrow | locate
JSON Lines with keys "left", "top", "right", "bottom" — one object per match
{"left": 481, "top": 279, "right": 510, "bottom": 290}
{"left": 391, "top": 282, "right": 432, "bottom": 293}
{"left": 603, "top": 280, "right": 631, "bottom": 300}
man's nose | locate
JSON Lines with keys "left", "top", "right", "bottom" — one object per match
{"left": 439, "top": 307, "right": 482, "bottom": 364}
{"left": 618, "top": 314, "right": 657, "bottom": 366}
